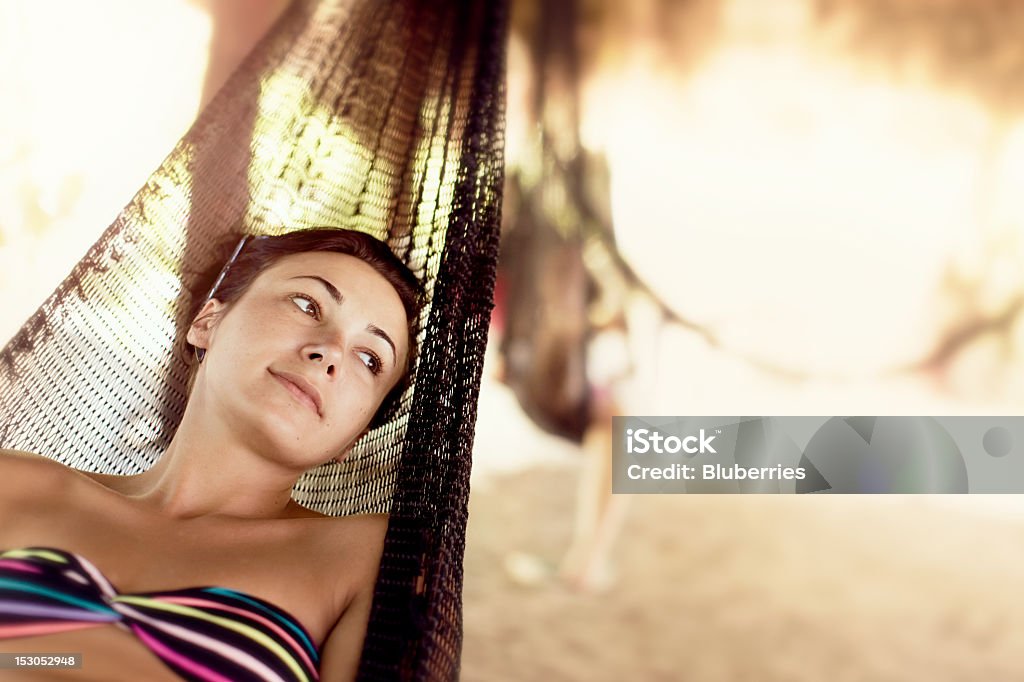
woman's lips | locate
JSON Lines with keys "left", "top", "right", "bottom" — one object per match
{"left": 269, "top": 370, "right": 322, "bottom": 417}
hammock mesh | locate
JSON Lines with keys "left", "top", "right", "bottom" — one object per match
{"left": 0, "top": 0, "right": 506, "bottom": 678}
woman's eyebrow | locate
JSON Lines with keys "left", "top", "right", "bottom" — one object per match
{"left": 367, "top": 325, "right": 398, "bottom": 365}
{"left": 290, "top": 275, "right": 398, "bottom": 363}
{"left": 290, "top": 275, "right": 341, "bottom": 304}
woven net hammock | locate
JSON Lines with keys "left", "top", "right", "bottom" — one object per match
{"left": 0, "top": 0, "right": 506, "bottom": 678}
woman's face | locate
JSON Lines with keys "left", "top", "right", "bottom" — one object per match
{"left": 187, "top": 251, "right": 410, "bottom": 467}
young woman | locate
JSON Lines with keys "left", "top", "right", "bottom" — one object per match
{"left": 0, "top": 228, "right": 421, "bottom": 681}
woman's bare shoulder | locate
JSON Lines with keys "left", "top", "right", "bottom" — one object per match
{"left": 0, "top": 449, "right": 76, "bottom": 504}
{"left": 312, "top": 513, "right": 389, "bottom": 621}
{"left": 314, "top": 513, "right": 389, "bottom": 579}
{"left": 0, "top": 448, "right": 48, "bottom": 460}
{"left": 0, "top": 448, "right": 72, "bottom": 478}
{"left": 319, "top": 512, "right": 388, "bottom": 547}
{"left": 338, "top": 511, "right": 389, "bottom": 529}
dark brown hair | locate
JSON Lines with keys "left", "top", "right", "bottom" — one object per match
{"left": 187, "top": 228, "right": 423, "bottom": 429}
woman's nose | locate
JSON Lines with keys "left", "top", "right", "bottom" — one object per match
{"left": 305, "top": 341, "right": 343, "bottom": 377}
{"left": 307, "top": 351, "right": 334, "bottom": 377}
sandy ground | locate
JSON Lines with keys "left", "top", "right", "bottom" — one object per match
{"left": 462, "top": 383, "right": 1024, "bottom": 682}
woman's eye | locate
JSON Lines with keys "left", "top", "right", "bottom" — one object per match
{"left": 290, "top": 295, "right": 320, "bottom": 319}
{"left": 357, "top": 350, "right": 382, "bottom": 375}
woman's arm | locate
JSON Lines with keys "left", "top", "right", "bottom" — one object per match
{"left": 318, "top": 513, "right": 388, "bottom": 680}
{"left": 318, "top": 581, "right": 376, "bottom": 681}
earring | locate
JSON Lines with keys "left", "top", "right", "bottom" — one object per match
{"left": 194, "top": 347, "right": 206, "bottom": 364}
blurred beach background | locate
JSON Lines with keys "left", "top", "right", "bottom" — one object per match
{"left": 4, "top": 0, "right": 1024, "bottom": 679}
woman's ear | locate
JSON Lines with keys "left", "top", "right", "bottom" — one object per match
{"left": 186, "top": 298, "right": 226, "bottom": 353}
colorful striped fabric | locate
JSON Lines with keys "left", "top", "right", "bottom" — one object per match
{"left": 0, "top": 547, "right": 320, "bottom": 681}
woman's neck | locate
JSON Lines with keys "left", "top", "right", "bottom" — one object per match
{"left": 121, "top": 402, "right": 311, "bottom": 521}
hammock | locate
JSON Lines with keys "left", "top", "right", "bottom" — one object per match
{"left": 0, "top": 0, "right": 507, "bottom": 678}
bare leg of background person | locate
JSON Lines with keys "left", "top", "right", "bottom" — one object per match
{"left": 503, "top": 412, "right": 629, "bottom": 592}
{"left": 559, "top": 297, "right": 659, "bottom": 592}
{"left": 558, "top": 403, "right": 631, "bottom": 593}
{"left": 503, "top": 300, "right": 655, "bottom": 591}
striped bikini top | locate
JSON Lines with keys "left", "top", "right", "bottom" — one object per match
{"left": 0, "top": 547, "right": 320, "bottom": 681}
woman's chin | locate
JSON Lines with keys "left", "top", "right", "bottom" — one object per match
{"left": 250, "top": 418, "right": 332, "bottom": 466}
